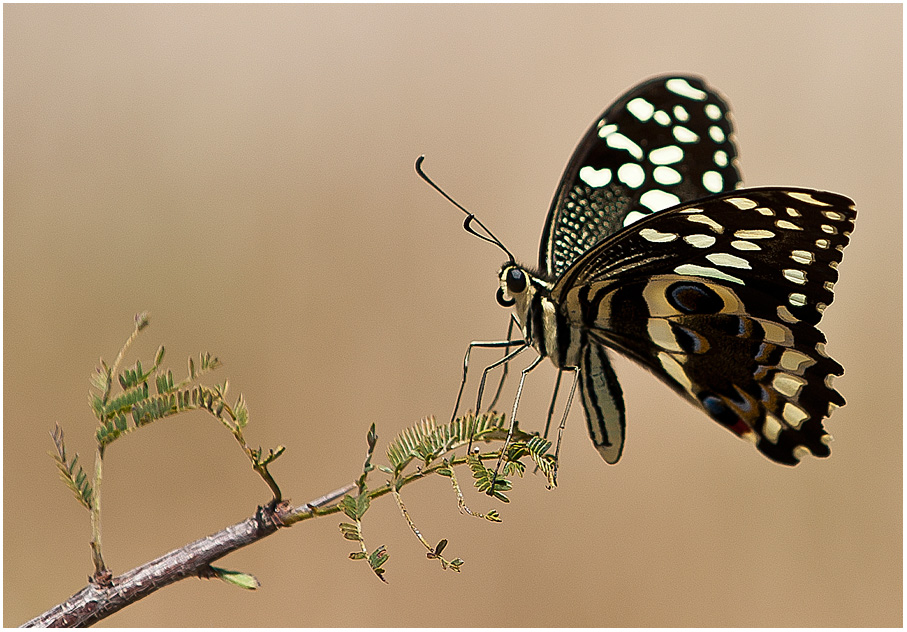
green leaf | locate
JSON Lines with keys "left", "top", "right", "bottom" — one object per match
{"left": 208, "top": 566, "right": 260, "bottom": 590}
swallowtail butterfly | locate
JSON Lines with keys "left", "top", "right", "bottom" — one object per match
{"left": 422, "top": 74, "right": 855, "bottom": 468}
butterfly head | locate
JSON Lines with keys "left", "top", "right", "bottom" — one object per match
{"left": 497, "top": 263, "right": 554, "bottom": 341}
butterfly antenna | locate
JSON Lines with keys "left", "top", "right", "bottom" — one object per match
{"left": 415, "top": 156, "right": 515, "bottom": 262}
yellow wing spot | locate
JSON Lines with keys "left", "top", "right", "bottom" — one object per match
{"left": 772, "top": 373, "right": 807, "bottom": 398}
{"left": 783, "top": 403, "right": 810, "bottom": 429}
{"left": 686, "top": 214, "right": 724, "bottom": 233}
{"left": 647, "top": 319, "right": 683, "bottom": 353}
{"left": 790, "top": 250, "right": 815, "bottom": 265}
{"left": 777, "top": 305, "right": 799, "bottom": 323}
{"left": 763, "top": 413, "right": 783, "bottom": 443}
{"left": 788, "top": 191, "right": 831, "bottom": 206}
{"left": 775, "top": 220, "right": 802, "bottom": 231}
{"left": 657, "top": 351, "right": 693, "bottom": 393}
{"left": 779, "top": 349, "right": 814, "bottom": 373}
{"left": 726, "top": 197, "right": 757, "bottom": 210}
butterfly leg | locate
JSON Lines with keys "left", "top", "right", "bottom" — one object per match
{"left": 490, "top": 353, "right": 545, "bottom": 491}
{"left": 467, "top": 343, "right": 528, "bottom": 453}
{"left": 552, "top": 367, "right": 580, "bottom": 480}
{"left": 451, "top": 338, "right": 526, "bottom": 425}
{"left": 486, "top": 316, "right": 516, "bottom": 411}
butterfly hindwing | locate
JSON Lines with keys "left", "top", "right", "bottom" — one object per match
{"left": 540, "top": 75, "right": 742, "bottom": 279}
{"left": 552, "top": 188, "right": 855, "bottom": 464}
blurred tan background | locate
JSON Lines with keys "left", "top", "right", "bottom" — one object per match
{"left": 4, "top": 4, "right": 901, "bottom": 627}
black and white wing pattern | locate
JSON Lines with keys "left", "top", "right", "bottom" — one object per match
{"left": 538, "top": 75, "right": 741, "bottom": 464}
{"left": 540, "top": 75, "right": 741, "bottom": 278}
{"left": 552, "top": 188, "right": 855, "bottom": 464}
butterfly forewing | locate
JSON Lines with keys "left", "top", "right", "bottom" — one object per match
{"left": 540, "top": 75, "right": 741, "bottom": 278}
{"left": 552, "top": 188, "right": 855, "bottom": 464}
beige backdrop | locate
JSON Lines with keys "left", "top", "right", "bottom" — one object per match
{"left": 4, "top": 4, "right": 901, "bottom": 627}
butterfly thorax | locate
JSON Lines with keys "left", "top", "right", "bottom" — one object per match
{"left": 498, "top": 263, "right": 585, "bottom": 370}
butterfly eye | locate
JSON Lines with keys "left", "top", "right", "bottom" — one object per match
{"left": 505, "top": 268, "right": 527, "bottom": 294}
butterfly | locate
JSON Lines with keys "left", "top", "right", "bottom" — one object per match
{"left": 421, "top": 74, "right": 855, "bottom": 469}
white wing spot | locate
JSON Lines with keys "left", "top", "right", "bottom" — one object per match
{"left": 684, "top": 233, "right": 716, "bottom": 248}
{"left": 788, "top": 191, "right": 831, "bottom": 206}
{"left": 702, "top": 171, "right": 723, "bottom": 193}
{"left": 821, "top": 224, "right": 838, "bottom": 234}
{"left": 817, "top": 302, "right": 827, "bottom": 313}
{"left": 640, "top": 227, "right": 679, "bottom": 243}
{"left": 790, "top": 250, "right": 815, "bottom": 265}
{"left": 760, "top": 319, "right": 793, "bottom": 345}
{"left": 686, "top": 214, "right": 724, "bottom": 233}
{"left": 755, "top": 207, "right": 775, "bottom": 216}
{"left": 792, "top": 445, "right": 813, "bottom": 461}
{"left": 673, "top": 126, "right": 700, "bottom": 143}
{"left": 653, "top": 110, "right": 671, "bottom": 126}
{"left": 823, "top": 210, "right": 846, "bottom": 221}
{"left": 823, "top": 281, "right": 834, "bottom": 291}
{"left": 623, "top": 210, "right": 649, "bottom": 227}
{"left": 640, "top": 190, "right": 680, "bottom": 212}
{"left": 709, "top": 126, "right": 726, "bottom": 143}
{"left": 649, "top": 145, "right": 684, "bottom": 165}
{"left": 653, "top": 166, "right": 682, "bottom": 185}
{"left": 673, "top": 105, "right": 690, "bottom": 121}
{"left": 617, "top": 163, "right": 646, "bottom": 188}
{"left": 578, "top": 166, "right": 612, "bottom": 188}
{"left": 597, "top": 123, "right": 618, "bottom": 138}
{"left": 713, "top": 150, "right": 728, "bottom": 167}
{"left": 674, "top": 264, "right": 744, "bottom": 285}
{"left": 783, "top": 403, "right": 810, "bottom": 428}
{"left": 775, "top": 219, "right": 802, "bottom": 231}
{"left": 704, "top": 103, "right": 722, "bottom": 120}
{"left": 606, "top": 133, "right": 644, "bottom": 159}
{"left": 789, "top": 292, "right": 807, "bottom": 307}
{"left": 816, "top": 342, "right": 829, "bottom": 357}
{"left": 734, "top": 229, "right": 774, "bottom": 239}
{"left": 815, "top": 238, "right": 830, "bottom": 249}
{"left": 783, "top": 269, "right": 807, "bottom": 285}
{"left": 763, "top": 414, "right": 783, "bottom": 443}
{"left": 706, "top": 252, "right": 751, "bottom": 269}
{"left": 727, "top": 197, "right": 757, "bottom": 210}
{"left": 777, "top": 305, "right": 799, "bottom": 323}
{"left": 731, "top": 240, "right": 760, "bottom": 251}
{"left": 780, "top": 349, "right": 814, "bottom": 372}
{"left": 786, "top": 207, "right": 801, "bottom": 217}
{"left": 665, "top": 78, "right": 707, "bottom": 100}
{"left": 627, "top": 97, "right": 655, "bottom": 122}
{"left": 824, "top": 374, "right": 836, "bottom": 389}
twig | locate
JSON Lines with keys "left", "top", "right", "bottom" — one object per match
{"left": 20, "top": 483, "right": 354, "bottom": 628}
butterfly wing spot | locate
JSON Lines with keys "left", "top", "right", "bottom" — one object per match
{"left": 734, "top": 228, "right": 774, "bottom": 239}
{"left": 756, "top": 319, "right": 794, "bottom": 345}
{"left": 626, "top": 97, "right": 655, "bottom": 122}
{"left": 578, "top": 166, "right": 613, "bottom": 188}
{"left": 624, "top": 210, "right": 650, "bottom": 227}
{"left": 653, "top": 110, "right": 671, "bottom": 126}
{"left": 685, "top": 214, "right": 725, "bottom": 233}
{"left": 673, "top": 264, "right": 744, "bottom": 285}
{"left": 597, "top": 122, "right": 619, "bottom": 138}
{"left": 822, "top": 281, "right": 834, "bottom": 291}
{"left": 775, "top": 219, "right": 803, "bottom": 231}
{"left": 708, "top": 126, "right": 726, "bottom": 143}
{"left": 647, "top": 319, "right": 685, "bottom": 353}
{"left": 704, "top": 103, "right": 723, "bottom": 120}
{"left": 683, "top": 234, "right": 716, "bottom": 248}
{"left": 665, "top": 77, "right": 707, "bottom": 100}
{"left": 673, "top": 105, "right": 690, "bottom": 122}
{"left": 755, "top": 207, "right": 775, "bottom": 216}
{"left": 702, "top": 171, "right": 724, "bottom": 193}
{"left": 731, "top": 240, "right": 761, "bottom": 251}
{"left": 788, "top": 293, "right": 807, "bottom": 307}
{"left": 763, "top": 413, "right": 784, "bottom": 443}
{"left": 787, "top": 191, "right": 832, "bottom": 206}
{"left": 772, "top": 373, "right": 807, "bottom": 398}
{"left": 777, "top": 305, "right": 800, "bottom": 323}
{"left": 815, "top": 238, "right": 831, "bottom": 249}
{"left": 653, "top": 166, "right": 682, "bottom": 185}
{"left": 658, "top": 351, "right": 694, "bottom": 392}
{"left": 673, "top": 126, "right": 700, "bottom": 143}
{"left": 823, "top": 210, "right": 846, "bottom": 221}
{"left": 727, "top": 197, "right": 758, "bottom": 210}
{"left": 821, "top": 224, "right": 838, "bottom": 235}
{"left": 639, "top": 227, "right": 679, "bottom": 243}
{"left": 783, "top": 269, "right": 808, "bottom": 284}
{"left": 606, "top": 132, "right": 644, "bottom": 160}
{"left": 617, "top": 163, "right": 646, "bottom": 188}
{"left": 790, "top": 249, "right": 815, "bottom": 264}
{"left": 713, "top": 150, "right": 728, "bottom": 167}
{"left": 640, "top": 189, "right": 680, "bottom": 212}
{"left": 705, "top": 252, "right": 751, "bottom": 269}
{"left": 786, "top": 207, "right": 802, "bottom": 217}
{"left": 648, "top": 145, "right": 684, "bottom": 165}
{"left": 779, "top": 349, "right": 815, "bottom": 372}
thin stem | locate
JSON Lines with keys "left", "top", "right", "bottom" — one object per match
{"left": 89, "top": 449, "right": 108, "bottom": 581}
